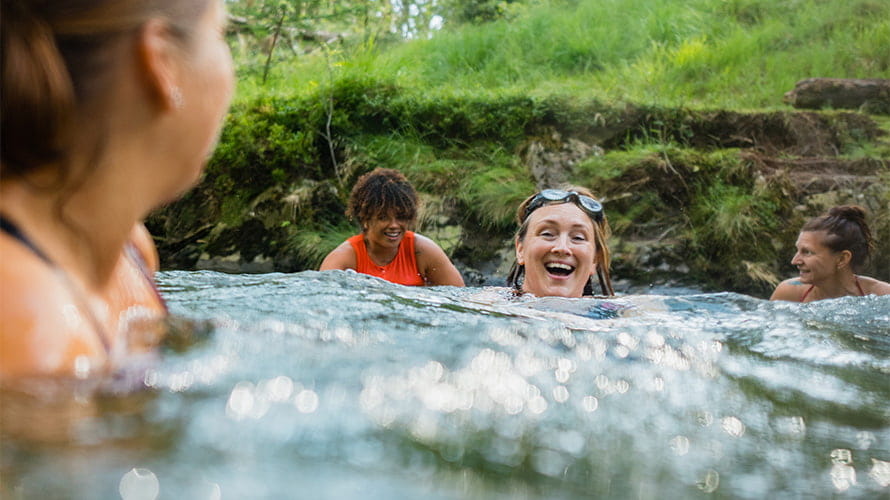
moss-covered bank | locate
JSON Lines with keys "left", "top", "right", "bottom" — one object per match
{"left": 146, "top": 82, "right": 889, "bottom": 297}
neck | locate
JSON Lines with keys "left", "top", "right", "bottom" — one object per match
{"left": 0, "top": 162, "right": 148, "bottom": 289}
{"left": 812, "top": 271, "right": 860, "bottom": 299}
{"left": 364, "top": 234, "right": 401, "bottom": 266}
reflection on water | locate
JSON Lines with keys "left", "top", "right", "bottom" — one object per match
{"left": 2, "top": 270, "right": 889, "bottom": 499}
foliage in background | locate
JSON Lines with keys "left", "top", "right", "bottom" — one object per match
{"left": 149, "top": 0, "right": 890, "bottom": 295}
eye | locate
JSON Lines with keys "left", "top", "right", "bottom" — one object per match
{"left": 572, "top": 234, "right": 588, "bottom": 242}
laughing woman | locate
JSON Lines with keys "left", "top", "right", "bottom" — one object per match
{"left": 319, "top": 168, "right": 465, "bottom": 287}
{"left": 771, "top": 205, "right": 890, "bottom": 302}
{"left": 507, "top": 186, "right": 614, "bottom": 298}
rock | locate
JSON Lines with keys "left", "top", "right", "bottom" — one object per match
{"left": 783, "top": 78, "right": 890, "bottom": 114}
{"left": 523, "top": 130, "right": 603, "bottom": 189}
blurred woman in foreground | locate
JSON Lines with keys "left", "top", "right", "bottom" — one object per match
{"left": 0, "top": 0, "right": 234, "bottom": 379}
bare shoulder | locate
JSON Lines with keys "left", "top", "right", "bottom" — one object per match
{"left": 130, "top": 223, "right": 160, "bottom": 272}
{"left": 770, "top": 278, "right": 806, "bottom": 302}
{"left": 859, "top": 276, "right": 890, "bottom": 296}
{"left": 413, "top": 233, "right": 447, "bottom": 255}
{"left": 319, "top": 240, "right": 357, "bottom": 271}
{"left": 0, "top": 238, "right": 103, "bottom": 378}
{"left": 413, "top": 233, "right": 465, "bottom": 287}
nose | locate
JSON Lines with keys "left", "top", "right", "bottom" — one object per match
{"left": 791, "top": 251, "right": 802, "bottom": 266}
{"left": 550, "top": 234, "right": 572, "bottom": 255}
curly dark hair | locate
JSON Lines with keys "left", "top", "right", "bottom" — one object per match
{"left": 346, "top": 168, "right": 418, "bottom": 229}
{"left": 802, "top": 205, "right": 875, "bottom": 271}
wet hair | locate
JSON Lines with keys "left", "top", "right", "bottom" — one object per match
{"left": 1, "top": 0, "right": 210, "bottom": 181}
{"left": 346, "top": 168, "right": 418, "bottom": 229}
{"left": 507, "top": 185, "right": 614, "bottom": 296}
{"left": 802, "top": 205, "right": 875, "bottom": 271}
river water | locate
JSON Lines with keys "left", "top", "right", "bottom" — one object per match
{"left": 2, "top": 270, "right": 889, "bottom": 499}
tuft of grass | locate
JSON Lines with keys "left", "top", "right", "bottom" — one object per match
{"left": 458, "top": 165, "right": 534, "bottom": 229}
{"left": 286, "top": 222, "right": 356, "bottom": 269}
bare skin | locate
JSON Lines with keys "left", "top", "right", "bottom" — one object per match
{"left": 770, "top": 230, "right": 890, "bottom": 302}
{"left": 515, "top": 203, "right": 597, "bottom": 298}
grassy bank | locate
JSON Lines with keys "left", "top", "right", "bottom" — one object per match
{"left": 148, "top": 0, "right": 890, "bottom": 296}
{"left": 238, "top": 0, "right": 889, "bottom": 108}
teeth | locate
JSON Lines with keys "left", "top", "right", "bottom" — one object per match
{"left": 546, "top": 263, "right": 574, "bottom": 271}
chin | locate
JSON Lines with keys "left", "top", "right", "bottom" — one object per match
{"left": 527, "top": 283, "right": 584, "bottom": 298}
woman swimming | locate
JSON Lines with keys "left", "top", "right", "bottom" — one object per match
{"left": 320, "top": 168, "right": 465, "bottom": 287}
{"left": 771, "top": 205, "right": 889, "bottom": 302}
{"left": 507, "top": 186, "right": 614, "bottom": 298}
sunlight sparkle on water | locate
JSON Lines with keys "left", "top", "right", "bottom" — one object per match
{"left": 721, "top": 416, "right": 745, "bottom": 437}
{"left": 869, "top": 459, "right": 890, "bottom": 488}
{"left": 119, "top": 468, "right": 159, "bottom": 500}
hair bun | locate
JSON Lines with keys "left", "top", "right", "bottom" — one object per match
{"left": 828, "top": 205, "right": 867, "bottom": 223}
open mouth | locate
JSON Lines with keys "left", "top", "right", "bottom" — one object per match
{"left": 545, "top": 262, "right": 575, "bottom": 277}
{"left": 384, "top": 230, "right": 402, "bottom": 238}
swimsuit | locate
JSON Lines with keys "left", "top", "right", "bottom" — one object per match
{"left": 348, "top": 231, "right": 425, "bottom": 286}
{"left": 0, "top": 215, "right": 167, "bottom": 354}
{"left": 799, "top": 275, "right": 865, "bottom": 301}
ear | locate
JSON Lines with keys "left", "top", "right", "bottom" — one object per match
{"left": 136, "top": 19, "right": 180, "bottom": 111}
{"left": 836, "top": 249, "right": 853, "bottom": 269}
{"left": 515, "top": 238, "right": 525, "bottom": 265}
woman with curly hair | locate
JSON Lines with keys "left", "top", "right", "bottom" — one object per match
{"left": 320, "top": 168, "right": 465, "bottom": 287}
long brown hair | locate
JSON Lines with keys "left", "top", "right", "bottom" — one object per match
{"left": 507, "top": 185, "right": 614, "bottom": 296}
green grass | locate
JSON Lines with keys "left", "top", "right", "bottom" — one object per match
{"left": 234, "top": 0, "right": 890, "bottom": 110}
{"left": 199, "top": 0, "right": 890, "bottom": 290}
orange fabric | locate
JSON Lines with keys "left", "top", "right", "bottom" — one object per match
{"left": 348, "top": 231, "right": 425, "bottom": 286}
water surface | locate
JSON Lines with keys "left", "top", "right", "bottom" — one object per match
{"left": 2, "top": 270, "right": 889, "bottom": 499}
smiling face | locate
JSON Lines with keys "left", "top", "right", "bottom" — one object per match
{"left": 364, "top": 211, "right": 411, "bottom": 253}
{"left": 515, "top": 203, "right": 597, "bottom": 298}
{"left": 792, "top": 230, "right": 845, "bottom": 285}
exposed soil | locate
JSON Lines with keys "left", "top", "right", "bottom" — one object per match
{"left": 148, "top": 107, "right": 889, "bottom": 294}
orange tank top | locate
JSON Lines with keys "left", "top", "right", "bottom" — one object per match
{"left": 348, "top": 231, "right": 425, "bottom": 286}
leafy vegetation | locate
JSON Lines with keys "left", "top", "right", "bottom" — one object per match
{"left": 148, "top": 0, "right": 890, "bottom": 295}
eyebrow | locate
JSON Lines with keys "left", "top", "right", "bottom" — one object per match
{"left": 535, "top": 219, "right": 593, "bottom": 231}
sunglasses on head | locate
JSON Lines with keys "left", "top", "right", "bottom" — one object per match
{"left": 524, "top": 189, "right": 604, "bottom": 222}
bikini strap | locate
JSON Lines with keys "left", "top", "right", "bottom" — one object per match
{"left": 800, "top": 284, "right": 815, "bottom": 302}
{"left": 854, "top": 275, "right": 865, "bottom": 296}
{"left": 0, "top": 215, "right": 53, "bottom": 264}
{"left": 124, "top": 242, "right": 168, "bottom": 313}
{"left": 0, "top": 214, "right": 113, "bottom": 354}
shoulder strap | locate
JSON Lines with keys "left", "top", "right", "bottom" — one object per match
{"left": 854, "top": 275, "right": 865, "bottom": 296}
{"left": 0, "top": 214, "right": 54, "bottom": 264}
{"left": 124, "top": 242, "right": 168, "bottom": 313}
{"left": 800, "top": 284, "right": 815, "bottom": 301}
